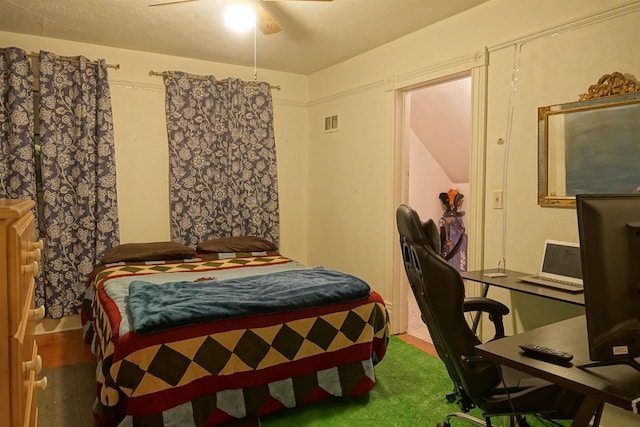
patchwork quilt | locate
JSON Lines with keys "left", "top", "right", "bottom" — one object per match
{"left": 82, "top": 252, "right": 390, "bottom": 426}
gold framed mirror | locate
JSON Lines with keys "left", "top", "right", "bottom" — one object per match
{"left": 538, "top": 72, "right": 640, "bottom": 207}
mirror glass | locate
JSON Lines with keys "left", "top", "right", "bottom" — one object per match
{"left": 538, "top": 92, "right": 640, "bottom": 207}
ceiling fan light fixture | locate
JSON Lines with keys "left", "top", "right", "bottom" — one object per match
{"left": 224, "top": 3, "right": 256, "bottom": 33}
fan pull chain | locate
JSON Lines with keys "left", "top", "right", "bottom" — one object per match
{"left": 253, "top": 24, "right": 258, "bottom": 81}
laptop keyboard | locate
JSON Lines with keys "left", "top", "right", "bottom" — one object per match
{"left": 529, "top": 275, "right": 584, "bottom": 291}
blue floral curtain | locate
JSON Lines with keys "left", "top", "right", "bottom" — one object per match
{"left": 164, "top": 73, "right": 279, "bottom": 247}
{"left": 38, "top": 51, "right": 120, "bottom": 318}
{"left": 0, "top": 47, "right": 37, "bottom": 203}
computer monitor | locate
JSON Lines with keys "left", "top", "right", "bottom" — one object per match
{"left": 576, "top": 194, "right": 640, "bottom": 372}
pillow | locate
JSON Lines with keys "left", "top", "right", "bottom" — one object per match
{"left": 196, "top": 236, "right": 277, "bottom": 254}
{"left": 100, "top": 242, "right": 196, "bottom": 264}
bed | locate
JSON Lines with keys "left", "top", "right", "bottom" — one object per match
{"left": 81, "top": 239, "right": 390, "bottom": 426}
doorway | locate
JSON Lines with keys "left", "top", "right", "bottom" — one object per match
{"left": 402, "top": 74, "right": 472, "bottom": 343}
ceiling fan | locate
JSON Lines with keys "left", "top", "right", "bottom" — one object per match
{"left": 149, "top": 0, "right": 333, "bottom": 35}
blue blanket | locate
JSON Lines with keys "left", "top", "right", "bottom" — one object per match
{"left": 128, "top": 268, "right": 371, "bottom": 335}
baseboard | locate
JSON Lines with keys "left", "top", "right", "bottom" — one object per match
{"left": 35, "top": 313, "right": 82, "bottom": 335}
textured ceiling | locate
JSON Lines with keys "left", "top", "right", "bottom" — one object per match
{"left": 0, "top": 0, "right": 489, "bottom": 75}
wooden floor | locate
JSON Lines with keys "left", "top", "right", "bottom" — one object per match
{"left": 35, "top": 328, "right": 95, "bottom": 369}
{"left": 397, "top": 333, "right": 438, "bottom": 356}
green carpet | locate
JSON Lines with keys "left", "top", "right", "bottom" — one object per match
{"left": 260, "top": 335, "right": 472, "bottom": 426}
{"left": 260, "top": 336, "right": 571, "bottom": 427}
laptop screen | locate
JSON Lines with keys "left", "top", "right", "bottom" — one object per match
{"left": 542, "top": 242, "right": 583, "bottom": 279}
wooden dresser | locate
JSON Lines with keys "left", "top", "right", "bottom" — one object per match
{"left": 0, "top": 199, "right": 46, "bottom": 427}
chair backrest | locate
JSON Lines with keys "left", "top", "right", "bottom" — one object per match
{"left": 396, "top": 204, "right": 500, "bottom": 401}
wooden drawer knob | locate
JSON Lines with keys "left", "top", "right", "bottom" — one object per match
{"left": 22, "top": 248, "right": 42, "bottom": 263}
{"left": 23, "top": 355, "right": 42, "bottom": 374}
{"left": 35, "top": 377, "right": 48, "bottom": 390}
{"left": 29, "top": 240, "right": 44, "bottom": 251}
{"left": 30, "top": 248, "right": 42, "bottom": 261}
{"left": 22, "top": 261, "right": 39, "bottom": 276}
{"left": 31, "top": 305, "right": 46, "bottom": 322}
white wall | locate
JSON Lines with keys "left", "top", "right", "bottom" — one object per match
{"left": 409, "top": 129, "right": 452, "bottom": 223}
{"left": 0, "top": 31, "right": 310, "bottom": 264}
{"left": 408, "top": 131, "right": 471, "bottom": 233}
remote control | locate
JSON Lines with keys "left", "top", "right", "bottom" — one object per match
{"left": 519, "top": 344, "right": 574, "bottom": 363}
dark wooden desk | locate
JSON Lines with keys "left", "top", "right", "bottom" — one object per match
{"left": 461, "top": 268, "right": 585, "bottom": 306}
{"left": 476, "top": 316, "right": 640, "bottom": 426}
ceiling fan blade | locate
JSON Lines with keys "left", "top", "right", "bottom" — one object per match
{"left": 252, "top": 3, "right": 281, "bottom": 35}
{"left": 149, "top": 0, "right": 204, "bottom": 7}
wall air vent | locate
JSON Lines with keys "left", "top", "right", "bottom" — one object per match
{"left": 324, "top": 115, "right": 339, "bottom": 133}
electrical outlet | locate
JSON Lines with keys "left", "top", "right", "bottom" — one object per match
{"left": 493, "top": 190, "right": 503, "bottom": 209}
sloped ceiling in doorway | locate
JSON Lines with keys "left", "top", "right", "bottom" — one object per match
{"left": 410, "top": 78, "right": 471, "bottom": 183}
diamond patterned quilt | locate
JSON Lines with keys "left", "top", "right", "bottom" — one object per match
{"left": 82, "top": 252, "right": 390, "bottom": 426}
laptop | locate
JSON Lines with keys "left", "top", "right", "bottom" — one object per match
{"left": 518, "top": 240, "right": 584, "bottom": 292}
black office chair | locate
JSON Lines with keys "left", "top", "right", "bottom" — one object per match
{"left": 396, "top": 204, "right": 592, "bottom": 427}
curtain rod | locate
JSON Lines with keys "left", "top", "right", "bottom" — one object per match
{"left": 149, "top": 70, "right": 280, "bottom": 91}
{"left": 26, "top": 52, "right": 120, "bottom": 70}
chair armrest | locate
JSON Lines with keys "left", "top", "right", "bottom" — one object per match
{"left": 460, "top": 354, "right": 495, "bottom": 373}
{"left": 463, "top": 297, "right": 510, "bottom": 339}
{"left": 463, "top": 297, "right": 509, "bottom": 316}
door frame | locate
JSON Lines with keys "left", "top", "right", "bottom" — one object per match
{"left": 388, "top": 50, "right": 488, "bottom": 335}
